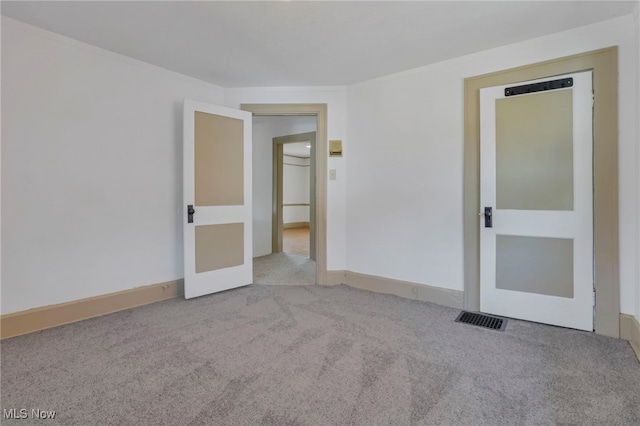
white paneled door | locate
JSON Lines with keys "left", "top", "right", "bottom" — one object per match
{"left": 183, "top": 100, "right": 252, "bottom": 299}
{"left": 480, "top": 72, "right": 594, "bottom": 331}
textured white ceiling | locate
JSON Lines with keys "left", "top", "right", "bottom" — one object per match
{"left": 1, "top": 1, "right": 635, "bottom": 87}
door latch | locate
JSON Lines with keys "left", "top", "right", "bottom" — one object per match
{"left": 187, "top": 205, "right": 195, "bottom": 224}
{"left": 483, "top": 207, "right": 492, "bottom": 228}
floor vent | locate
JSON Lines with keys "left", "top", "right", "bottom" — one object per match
{"left": 455, "top": 311, "right": 507, "bottom": 331}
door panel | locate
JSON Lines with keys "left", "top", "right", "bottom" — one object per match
{"left": 194, "top": 112, "right": 244, "bottom": 206}
{"left": 184, "top": 100, "right": 252, "bottom": 299}
{"left": 495, "top": 235, "right": 573, "bottom": 298}
{"left": 194, "top": 223, "right": 244, "bottom": 273}
{"left": 495, "top": 89, "right": 574, "bottom": 211}
{"left": 480, "top": 72, "right": 593, "bottom": 331}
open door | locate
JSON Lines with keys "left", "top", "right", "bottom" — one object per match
{"left": 183, "top": 100, "right": 252, "bottom": 299}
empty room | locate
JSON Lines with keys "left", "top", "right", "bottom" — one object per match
{"left": 1, "top": 1, "right": 639, "bottom": 425}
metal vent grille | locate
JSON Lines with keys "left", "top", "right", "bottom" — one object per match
{"left": 455, "top": 311, "right": 507, "bottom": 331}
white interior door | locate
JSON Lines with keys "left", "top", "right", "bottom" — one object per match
{"left": 183, "top": 100, "right": 252, "bottom": 299}
{"left": 480, "top": 71, "right": 593, "bottom": 331}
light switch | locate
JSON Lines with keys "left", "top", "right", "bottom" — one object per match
{"left": 329, "top": 169, "right": 337, "bottom": 180}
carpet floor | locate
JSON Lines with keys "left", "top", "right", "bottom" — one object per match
{"left": 254, "top": 252, "right": 315, "bottom": 286}
{"left": 1, "top": 285, "right": 639, "bottom": 425}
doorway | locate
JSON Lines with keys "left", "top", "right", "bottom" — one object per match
{"left": 242, "top": 103, "right": 328, "bottom": 286}
{"left": 464, "top": 47, "right": 619, "bottom": 337}
{"left": 273, "top": 132, "right": 317, "bottom": 260}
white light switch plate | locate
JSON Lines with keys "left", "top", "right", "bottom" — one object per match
{"left": 329, "top": 169, "right": 337, "bottom": 180}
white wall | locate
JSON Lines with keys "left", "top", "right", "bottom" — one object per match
{"left": 3, "top": 12, "right": 637, "bottom": 322}
{"left": 283, "top": 156, "right": 310, "bottom": 225}
{"left": 1, "top": 18, "right": 225, "bottom": 314}
{"left": 226, "top": 87, "right": 347, "bottom": 270}
{"left": 251, "top": 116, "right": 315, "bottom": 257}
{"left": 346, "top": 15, "right": 640, "bottom": 316}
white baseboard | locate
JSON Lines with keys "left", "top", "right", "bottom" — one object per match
{"left": 620, "top": 314, "right": 640, "bottom": 361}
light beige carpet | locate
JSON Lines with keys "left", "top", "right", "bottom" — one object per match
{"left": 254, "top": 252, "right": 315, "bottom": 286}
{"left": 1, "top": 285, "right": 639, "bottom": 425}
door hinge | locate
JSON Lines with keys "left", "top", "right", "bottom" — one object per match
{"left": 592, "top": 289, "right": 596, "bottom": 307}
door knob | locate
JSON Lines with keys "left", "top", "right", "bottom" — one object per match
{"left": 187, "top": 205, "right": 195, "bottom": 223}
{"left": 482, "top": 207, "right": 492, "bottom": 228}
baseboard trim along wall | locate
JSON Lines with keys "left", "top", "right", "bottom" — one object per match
{"left": 620, "top": 314, "right": 640, "bottom": 361}
{"left": 341, "top": 274, "right": 640, "bottom": 354}
{"left": 326, "top": 270, "right": 347, "bottom": 286}
{"left": 0, "top": 280, "right": 184, "bottom": 340}
{"left": 340, "top": 271, "right": 464, "bottom": 309}
{"left": 283, "top": 222, "right": 310, "bottom": 229}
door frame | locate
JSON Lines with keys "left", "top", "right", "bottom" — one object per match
{"left": 464, "top": 47, "right": 619, "bottom": 337}
{"left": 272, "top": 131, "right": 317, "bottom": 260}
{"left": 241, "top": 104, "right": 328, "bottom": 286}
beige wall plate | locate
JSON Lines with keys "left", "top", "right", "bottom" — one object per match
{"left": 329, "top": 140, "right": 343, "bottom": 157}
